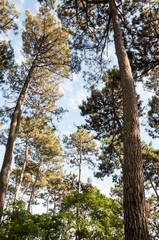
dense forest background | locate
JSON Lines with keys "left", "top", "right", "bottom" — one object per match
{"left": 0, "top": 0, "right": 158, "bottom": 239}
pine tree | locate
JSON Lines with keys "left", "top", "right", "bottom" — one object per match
{"left": 63, "top": 127, "right": 97, "bottom": 193}
{"left": 57, "top": 0, "right": 154, "bottom": 237}
{"left": 0, "top": 5, "right": 70, "bottom": 219}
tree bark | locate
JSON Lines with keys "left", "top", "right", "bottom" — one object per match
{"left": 14, "top": 137, "right": 29, "bottom": 201}
{"left": 27, "top": 157, "right": 43, "bottom": 213}
{"left": 0, "top": 61, "right": 36, "bottom": 221}
{"left": 109, "top": 0, "right": 150, "bottom": 239}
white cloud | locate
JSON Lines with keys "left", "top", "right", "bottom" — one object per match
{"left": 62, "top": 130, "right": 72, "bottom": 136}
{"left": 34, "top": 1, "right": 41, "bottom": 13}
{"left": 136, "top": 82, "right": 144, "bottom": 95}
{"left": 14, "top": 17, "right": 24, "bottom": 32}
{"left": 14, "top": 40, "right": 24, "bottom": 64}
{"left": 11, "top": 0, "right": 25, "bottom": 12}
{"left": 68, "top": 88, "right": 88, "bottom": 110}
{"left": 136, "top": 82, "right": 154, "bottom": 105}
{"left": 72, "top": 73, "right": 78, "bottom": 81}
{"left": 59, "top": 80, "right": 74, "bottom": 94}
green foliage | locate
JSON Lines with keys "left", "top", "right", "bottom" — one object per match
{"left": 80, "top": 68, "right": 123, "bottom": 140}
{"left": 124, "top": 0, "right": 159, "bottom": 78}
{"left": 79, "top": 68, "right": 123, "bottom": 179}
{"left": 0, "top": 40, "right": 14, "bottom": 83}
{"left": 0, "top": 201, "right": 53, "bottom": 240}
{"left": 0, "top": 0, "right": 19, "bottom": 34}
{"left": 49, "top": 191, "right": 124, "bottom": 239}
{"left": 147, "top": 92, "right": 159, "bottom": 138}
{"left": 63, "top": 127, "right": 97, "bottom": 167}
{"left": 0, "top": 192, "right": 123, "bottom": 240}
{"left": 23, "top": 6, "right": 70, "bottom": 73}
{"left": 147, "top": 194, "right": 159, "bottom": 240}
{"left": 58, "top": 0, "right": 159, "bottom": 82}
{"left": 142, "top": 141, "right": 159, "bottom": 197}
{"left": 1, "top": 201, "right": 39, "bottom": 240}
{"left": 0, "top": 5, "right": 70, "bottom": 124}
{"left": 79, "top": 67, "right": 143, "bottom": 180}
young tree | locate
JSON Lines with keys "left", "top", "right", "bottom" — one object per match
{"left": 63, "top": 127, "right": 97, "bottom": 193}
{"left": 24, "top": 122, "right": 63, "bottom": 213}
{"left": 41, "top": 170, "right": 76, "bottom": 214}
{"left": 64, "top": 127, "right": 97, "bottom": 240}
{"left": 0, "top": 5, "right": 70, "bottom": 218}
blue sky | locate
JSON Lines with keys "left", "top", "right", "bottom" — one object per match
{"left": 0, "top": 0, "right": 158, "bottom": 210}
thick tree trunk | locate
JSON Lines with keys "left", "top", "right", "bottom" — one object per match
{"left": 14, "top": 138, "right": 29, "bottom": 201}
{"left": 27, "top": 157, "right": 43, "bottom": 213}
{"left": 0, "top": 61, "right": 36, "bottom": 221}
{"left": 109, "top": 0, "right": 149, "bottom": 239}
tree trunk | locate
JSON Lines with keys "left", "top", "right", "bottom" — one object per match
{"left": 21, "top": 182, "right": 31, "bottom": 201}
{"left": 27, "top": 157, "right": 43, "bottom": 213}
{"left": 14, "top": 138, "right": 29, "bottom": 201}
{"left": 76, "top": 145, "right": 82, "bottom": 240}
{"left": 109, "top": 0, "right": 149, "bottom": 239}
{"left": 145, "top": 168, "right": 159, "bottom": 201}
{"left": 78, "top": 144, "right": 82, "bottom": 193}
{"left": 47, "top": 196, "right": 49, "bottom": 215}
{"left": 0, "top": 61, "right": 36, "bottom": 221}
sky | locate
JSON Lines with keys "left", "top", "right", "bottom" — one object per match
{"left": 0, "top": 0, "right": 158, "bottom": 213}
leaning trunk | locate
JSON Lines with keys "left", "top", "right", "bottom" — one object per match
{"left": 14, "top": 137, "right": 29, "bottom": 201}
{"left": 145, "top": 168, "right": 159, "bottom": 201}
{"left": 0, "top": 61, "right": 36, "bottom": 221}
{"left": 27, "top": 157, "right": 43, "bottom": 213}
{"left": 109, "top": 0, "right": 149, "bottom": 239}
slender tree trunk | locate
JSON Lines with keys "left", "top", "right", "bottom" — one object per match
{"left": 149, "top": 177, "right": 159, "bottom": 201}
{"left": 53, "top": 198, "right": 57, "bottom": 213}
{"left": 109, "top": 0, "right": 149, "bottom": 239}
{"left": 14, "top": 138, "right": 29, "bottom": 201}
{"left": 76, "top": 144, "right": 82, "bottom": 240}
{"left": 47, "top": 196, "right": 49, "bottom": 215}
{"left": 145, "top": 168, "right": 159, "bottom": 201}
{"left": 78, "top": 144, "right": 82, "bottom": 193}
{"left": 27, "top": 157, "right": 43, "bottom": 213}
{"left": 0, "top": 61, "right": 36, "bottom": 221}
{"left": 21, "top": 182, "right": 31, "bottom": 201}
